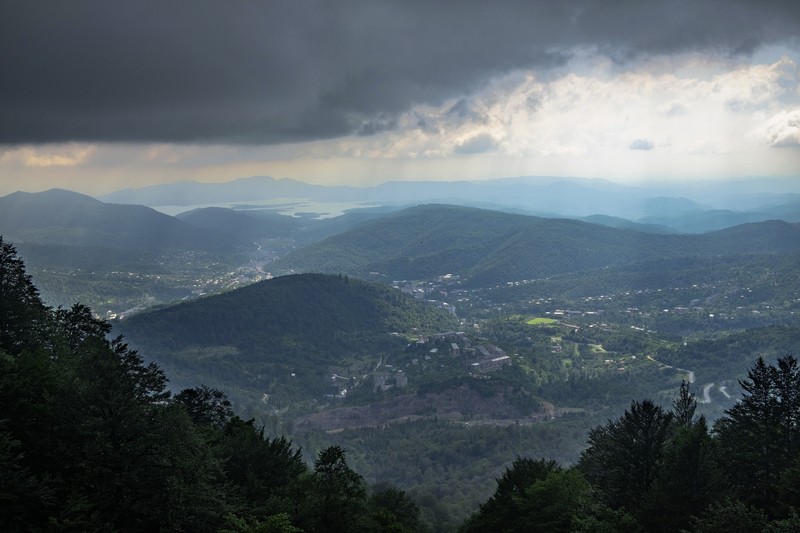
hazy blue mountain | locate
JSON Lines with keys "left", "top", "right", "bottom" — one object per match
{"left": 663, "top": 178, "right": 800, "bottom": 210}
{"left": 99, "top": 175, "right": 652, "bottom": 217}
{"left": 579, "top": 214, "right": 676, "bottom": 234}
{"left": 271, "top": 204, "right": 800, "bottom": 286}
{"left": 98, "top": 174, "right": 800, "bottom": 232}
{"left": 754, "top": 200, "right": 800, "bottom": 221}
{"left": 639, "top": 208, "right": 782, "bottom": 233}
{"left": 99, "top": 175, "right": 359, "bottom": 206}
{"left": 635, "top": 196, "right": 711, "bottom": 217}
{"left": 176, "top": 204, "right": 402, "bottom": 244}
{"left": 176, "top": 206, "right": 307, "bottom": 239}
{"left": 702, "top": 218, "right": 800, "bottom": 245}
{"left": 0, "top": 189, "right": 242, "bottom": 252}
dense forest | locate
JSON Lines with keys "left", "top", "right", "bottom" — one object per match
{"left": 3, "top": 236, "right": 800, "bottom": 531}
{"left": 0, "top": 238, "right": 421, "bottom": 532}
{"left": 461, "top": 369, "right": 800, "bottom": 532}
{"left": 115, "top": 272, "right": 459, "bottom": 413}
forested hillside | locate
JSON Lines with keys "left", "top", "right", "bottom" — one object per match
{"left": 0, "top": 238, "right": 421, "bottom": 532}
{"left": 272, "top": 204, "right": 800, "bottom": 286}
{"left": 116, "top": 273, "right": 459, "bottom": 412}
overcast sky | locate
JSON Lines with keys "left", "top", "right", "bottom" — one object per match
{"left": 2, "top": 0, "right": 800, "bottom": 195}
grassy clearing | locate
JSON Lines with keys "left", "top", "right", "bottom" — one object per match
{"left": 526, "top": 317, "right": 557, "bottom": 325}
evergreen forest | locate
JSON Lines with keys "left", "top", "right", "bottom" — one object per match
{"left": 0, "top": 238, "right": 420, "bottom": 532}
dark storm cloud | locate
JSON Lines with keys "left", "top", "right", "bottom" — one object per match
{"left": 1, "top": 0, "right": 799, "bottom": 145}
{"left": 356, "top": 114, "right": 399, "bottom": 136}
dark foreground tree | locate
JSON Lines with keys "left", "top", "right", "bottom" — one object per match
{"left": 461, "top": 458, "right": 560, "bottom": 532}
{"left": 0, "top": 243, "right": 245, "bottom": 529}
{"left": 629, "top": 381, "right": 720, "bottom": 531}
{"left": 714, "top": 355, "right": 800, "bottom": 515}
{"left": 578, "top": 399, "right": 673, "bottom": 512}
{"left": 639, "top": 415, "right": 720, "bottom": 532}
{"left": 176, "top": 385, "right": 234, "bottom": 429}
{"left": 302, "top": 446, "right": 368, "bottom": 533}
{"left": 218, "top": 417, "right": 306, "bottom": 521}
{"left": 0, "top": 237, "right": 48, "bottom": 355}
{"left": 461, "top": 458, "right": 636, "bottom": 533}
{"left": 689, "top": 498, "right": 770, "bottom": 533}
{"left": 673, "top": 379, "right": 697, "bottom": 428}
{"left": 367, "top": 484, "right": 422, "bottom": 533}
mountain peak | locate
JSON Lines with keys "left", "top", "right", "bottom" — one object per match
{"left": 4, "top": 188, "right": 103, "bottom": 204}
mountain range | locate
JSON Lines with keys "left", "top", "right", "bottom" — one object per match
{"left": 4, "top": 188, "right": 799, "bottom": 311}
{"left": 271, "top": 204, "right": 800, "bottom": 286}
{"left": 98, "top": 175, "right": 800, "bottom": 233}
{"left": 175, "top": 204, "right": 398, "bottom": 244}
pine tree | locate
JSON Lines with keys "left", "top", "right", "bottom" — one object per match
{"left": 304, "top": 446, "right": 368, "bottom": 533}
{"left": 218, "top": 417, "right": 306, "bottom": 520}
{"left": 673, "top": 379, "right": 697, "bottom": 428}
{"left": 713, "top": 356, "right": 800, "bottom": 514}
{"left": 460, "top": 458, "right": 561, "bottom": 532}
{"left": 578, "top": 399, "right": 673, "bottom": 511}
{"left": 640, "top": 416, "right": 720, "bottom": 532}
{"left": 176, "top": 385, "right": 234, "bottom": 429}
{"left": 0, "top": 237, "right": 48, "bottom": 355}
{"left": 367, "top": 485, "right": 421, "bottom": 533}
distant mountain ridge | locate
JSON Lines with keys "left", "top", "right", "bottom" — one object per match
{"left": 176, "top": 206, "right": 307, "bottom": 239}
{"left": 578, "top": 214, "right": 675, "bottom": 234}
{"left": 97, "top": 174, "right": 800, "bottom": 233}
{"left": 176, "top": 204, "right": 400, "bottom": 244}
{"left": 272, "top": 204, "right": 800, "bottom": 286}
{"left": 100, "top": 176, "right": 359, "bottom": 206}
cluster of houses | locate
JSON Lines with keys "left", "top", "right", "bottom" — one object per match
{"left": 325, "top": 372, "right": 352, "bottom": 400}
{"left": 323, "top": 329, "right": 513, "bottom": 401}
{"left": 373, "top": 370, "right": 408, "bottom": 393}
{"left": 416, "top": 331, "right": 511, "bottom": 374}
{"left": 324, "top": 367, "right": 410, "bottom": 399}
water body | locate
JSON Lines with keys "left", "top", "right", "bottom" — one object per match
{"left": 153, "top": 198, "right": 382, "bottom": 218}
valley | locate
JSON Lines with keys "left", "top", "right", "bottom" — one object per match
{"left": 20, "top": 245, "right": 271, "bottom": 319}
{"left": 2, "top": 181, "right": 799, "bottom": 529}
{"left": 114, "top": 203, "right": 797, "bottom": 526}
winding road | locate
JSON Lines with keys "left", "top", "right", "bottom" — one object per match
{"left": 646, "top": 355, "right": 695, "bottom": 383}
{"left": 647, "top": 355, "right": 729, "bottom": 404}
{"left": 701, "top": 383, "right": 714, "bottom": 404}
